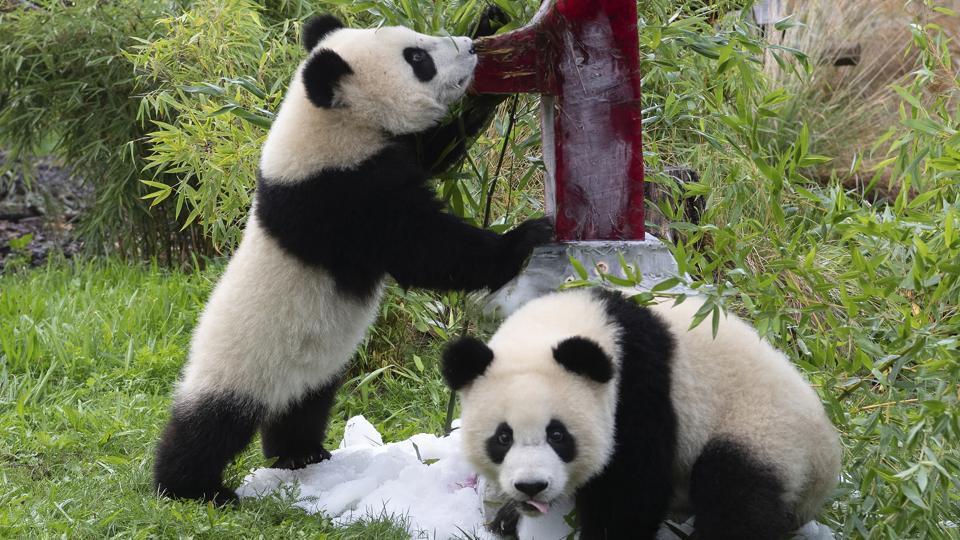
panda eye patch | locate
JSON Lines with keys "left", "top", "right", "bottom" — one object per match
{"left": 485, "top": 422, "right": 513, "bottom": 464}
{"left": 546, "top": 419, "right": 576, "bottom": 462}
{"left": 403, "top": 47, "right": 437, "bottom": 82}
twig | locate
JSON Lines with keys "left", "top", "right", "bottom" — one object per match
{"left": 482, "top": 94, "right": 520, "bottom": 229}
{"left": 854, "top": 398, "right": 919, "bottom": 413}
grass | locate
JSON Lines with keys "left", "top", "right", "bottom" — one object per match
{"left": 4, "top": 248, "right": 957, "bottom": 539}
{"left": 0, "top": 257, "right": 451, "bottom": 538}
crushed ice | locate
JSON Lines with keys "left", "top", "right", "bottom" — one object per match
{"left": 238, "top": 415, "right": 834, "bottom": 540}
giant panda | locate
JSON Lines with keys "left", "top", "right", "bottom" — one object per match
{"left": 153, "top": 12, "right": 551, "bottom": 504}
{"left": 442, "top": 289, "right": 841, "bottom": 539}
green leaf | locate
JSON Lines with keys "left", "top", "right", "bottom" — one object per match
{"left": 651, "top": 277, "right": 681, "bottom": 292}
{"left": 890, "top": 84, "right": 922, "bottom": 109}
{"left": 412, "top": 354, "right": 424, "bottom": 373}
{"left": 569, "top": 256, "right": 588, "bottom": 280}
{"left": 774, "top": 15, "right": 799, "bottom": 31}
{"left": 798, "top": 155, "right": 833, "bottom": 167}
{"left": 179, "top": 83, "right": 225, "bottom": 96}
{"left": 902, "top": 118, "right": 943, "bottom": 136}
{"left": 900, "top": 483, "right": 929, "bottom": 510}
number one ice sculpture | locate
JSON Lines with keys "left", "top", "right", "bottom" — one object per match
{"left": 475, "top": 0, "right": 678, "bottom": 315}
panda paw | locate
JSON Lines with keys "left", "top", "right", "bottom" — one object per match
{"left": 271, "top": 447, "right": 332, "bottom": 470}
{"left": 156, "top": 480, "right": 239, "bottom": 506}
{"left": 489, "top": 218, "right": 553, "bottom": 291}
{"left": 473, "top": 5, "right": 509, "bottom": 39}
{"left": 488, "top": 500, "right": 521, "bottom": 538}
{"left": 505, "top": 217, "right": 554, "bottom": 257}
{"left": 205, "top": 486, "right": 240, "bottom": 506}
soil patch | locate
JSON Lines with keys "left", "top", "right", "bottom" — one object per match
{"left": 0, "top": 151, "right": 90, "bottom": 271}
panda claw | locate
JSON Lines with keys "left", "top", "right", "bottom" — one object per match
{"left": 271, "top": 447, "right": 332, "bottom": 470}
{"left": 507, "top": 217, "right": 554, "bottom": 254}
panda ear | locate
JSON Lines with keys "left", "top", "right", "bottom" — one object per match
{"left": 303, "top": 15, "right": 345, "bottom": 51}
{"left": 442, "top": 337, "right": 494, "bottom": 391}
{"left": 302, "top": 49, "right": 353, "bottom": 108}
{"left": 553, "top": 337, "right": 614, "bottom": 383}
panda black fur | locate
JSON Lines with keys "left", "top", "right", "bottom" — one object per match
{"left": 153, "top": 12, "right": 551, "bottom": 504}
{"left": 443, "top": 289, "right": 841, "bottom": 539}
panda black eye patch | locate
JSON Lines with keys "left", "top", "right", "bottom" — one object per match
{"left": 403, "top": 47, "right": 437, "bottom": 82}
{"left": 546, "top": 419, "right": 576, "bottom": 462}
{"left": 486, "top": 422, "right": 513, "bottom": 464}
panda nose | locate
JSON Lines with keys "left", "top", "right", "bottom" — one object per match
{"left": 515, "top": 481, "right": 548, "bottom": 496}
{"left": 468, "top": 45, "right": 476, "bottom": 55}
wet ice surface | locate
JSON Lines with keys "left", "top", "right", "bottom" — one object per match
{"left": 238, "top": 416, "right": 835, "bottom": 540}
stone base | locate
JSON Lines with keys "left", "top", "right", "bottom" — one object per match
{"left": 484, "top": 236, "right": 680, "bottom": 319}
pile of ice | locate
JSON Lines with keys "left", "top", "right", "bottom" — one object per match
{"left": 238, "top": 416, "right": 835, "bottom": 540}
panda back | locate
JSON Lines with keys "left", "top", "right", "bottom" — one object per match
{"left": 649, "top": 298, "right": 840, "bottom": 517}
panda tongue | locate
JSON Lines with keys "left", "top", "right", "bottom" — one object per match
{"left": 526, "top": 500, "right": 550, "bottom": 514}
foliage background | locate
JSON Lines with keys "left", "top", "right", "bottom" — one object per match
{"left": 1, "top": 0, "right": 959, "bottom": 537}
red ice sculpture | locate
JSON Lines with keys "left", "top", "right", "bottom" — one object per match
{"left": 471, "top": 0, "right": 645, "bottom": 241}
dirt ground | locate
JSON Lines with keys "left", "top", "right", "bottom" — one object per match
{"left": 0, "top": 151, "right": 89, "bottom": 270}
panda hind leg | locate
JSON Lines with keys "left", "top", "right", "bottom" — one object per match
{"left": 154, "top": 392, "right": 263, "bottom": 505}
{"left": 689, "top": 437, "right": 795, "bottom": 540}
{"left": 260, "top": 379, "right": 340, "bottom": 469}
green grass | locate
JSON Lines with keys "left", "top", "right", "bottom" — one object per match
{"left": 2, "top": 240, "right": 959, "bottom": 538}
{"left": 0, "top": 257, "right": 451, "bottom": 538}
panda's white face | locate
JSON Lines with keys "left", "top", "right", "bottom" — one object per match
{"left": 310, "top": 26, "right": 476, "bottom": 134}
{"left": 443, "top": 290, "right": 621, "bottom": 516}
{"left": 459, "top": 361, "right": 616, "bottom": 516}
{"left": 260, "top": 17, "right": 480, "bottom": 182}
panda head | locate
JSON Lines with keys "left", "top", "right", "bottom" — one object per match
{"left": 442, "top": 331, "right": 619, "bottom": 516}
{"left": 298, "top": 15, "right": 477, "bottom": 134}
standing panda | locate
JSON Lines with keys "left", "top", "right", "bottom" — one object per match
{"left": 442, "top": 289, "right": 841, "bottom": 539}
{"left": 153, "top": 13, "right": 551, "bottom": 504}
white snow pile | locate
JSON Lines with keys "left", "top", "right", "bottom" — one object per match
{"left": 238, "top": 416, "right": 835, "bottom": 540}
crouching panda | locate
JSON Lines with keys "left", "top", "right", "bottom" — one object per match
{"left": 153, "top": 12, "right": 551, "bottom": 504}
{"left": 442, "top": 289, "right": 841, "bottom": 539}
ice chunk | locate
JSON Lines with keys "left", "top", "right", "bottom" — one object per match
{"left": 339, "top": 415, "right": 383, "bottom": 449}
{"left": 239, "top": 415, "right": 834, "bottom": 540}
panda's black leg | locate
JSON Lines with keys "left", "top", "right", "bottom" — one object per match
{"left": 154, "top": 392, "right": 262, "bottom": 505}
{"left": 689, "top": 438, "right": 794, "bottom": 540}
{"left": 575, "top": 471, "right": 666, "bottom": 540}
{"left": 260, "top": 379, "right": 340, "bottom": 470}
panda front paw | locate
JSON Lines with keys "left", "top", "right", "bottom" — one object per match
{"left": 488, "top": 500, "right": 521, "bottom": 538}
{"left": 473, "top": 5, "right": 509, "bottom": 38}
{"left": 271, "top": 447, "right": 332, "bottom": 470}
{"left": 206, "top": 486, "right": 240, "bottom": 506}
{"left": 488, "top": 217, "right": 553, "bottom": 291}
{"left": 505, "top": 217, "right": 554, "bottom": 258}
{"left": 155, "top": 480, "right": 239, "bottom": 506}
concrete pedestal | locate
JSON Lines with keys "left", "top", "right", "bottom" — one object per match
{"left": 484, "top": 235, "right": 680, "bottom": 318}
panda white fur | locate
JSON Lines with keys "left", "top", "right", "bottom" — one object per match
{"left": 442, "top": 288, "right": 841, "bottom": 539}
{"left": 153, "top": 12, "right": 551, "bottom": 504}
